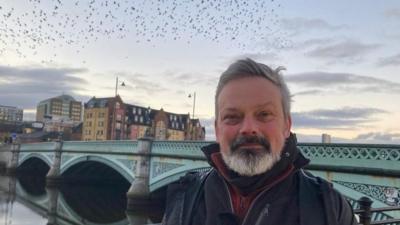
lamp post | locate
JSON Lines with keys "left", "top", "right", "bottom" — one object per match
{"left": 188, "top": 92, "right": 196, "bottom": 119}
{"left": 115, "top": 76, "right": 126, "bottom": 96}
{"left": 188, "top": 92, "right": 197, "bottom": 140}
{"left": 113, "top": 76, "right": 125, "bottom": 140}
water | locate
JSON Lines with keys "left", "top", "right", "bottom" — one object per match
{"left": 0, "top": 174, "right": 163, "bottom": 225}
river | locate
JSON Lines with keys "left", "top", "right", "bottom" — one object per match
{"left": 0, "top": 174, "right": 163, "bottom": 225}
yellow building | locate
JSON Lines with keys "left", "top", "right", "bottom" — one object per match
{"left": 82, "top": 96, "right": 125, "bottom": 141}
{"left": 82, "top": 107, "right": 109, "bottom": 141}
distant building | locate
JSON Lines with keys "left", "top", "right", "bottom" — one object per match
{"left": 83, "top": 96, "right": 206, "bottom": 141}
{"left": 322, "top": 133, "right": 331, "bottom": 143}
{"left": 125, "top": 104, "right": 152, "bottom": 140}
{"left": 0, "top": 105, "right": 23, "bottom": 122}
{"left": 151, "top": 108, "right": 189, "bottom": 141}
{"left": 82, "top": 96, "right": 126, "bottom": 141}
{"left": 187, "top": 119, "right": 206, "bottom": 140}
{"left": 36, "top": 94, "right": 82, "bottom": 123}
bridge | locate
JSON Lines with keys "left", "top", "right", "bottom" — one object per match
{"left": 0, "top": 138, "right": 399, "bottom": 221}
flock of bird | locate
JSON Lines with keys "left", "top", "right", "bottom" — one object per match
{"left": 0, "top": 0, "right": 289, "bottom": 62}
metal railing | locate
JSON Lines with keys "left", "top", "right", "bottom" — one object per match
{"left": 355, "top": 196, "right": 400, "bottom": 225}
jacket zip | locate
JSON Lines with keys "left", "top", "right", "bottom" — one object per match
{"left": 221, "top": 179, "right": 234, "bottom": 213}
{"left": 240, "top": 167, "right": 295, "bottom": 225}
{"left": 240, "top": 186, "right": 273, "bottom": 225}
{"left": 254, "top": 203, "right": 270, "bottom": 225}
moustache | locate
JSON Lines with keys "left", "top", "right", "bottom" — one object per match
{"left": 230, "top": 135, "right": 271, "bottom": 152}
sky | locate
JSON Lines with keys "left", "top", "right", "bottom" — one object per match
{"left": 0, "top": 0, "right": 399, "bottom": 143}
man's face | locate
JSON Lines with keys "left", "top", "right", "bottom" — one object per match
{"left": 215, "top": 76, "right": 291, "bottom": 176}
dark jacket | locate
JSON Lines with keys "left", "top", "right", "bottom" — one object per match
{"left": 163, "top": 135, "right": 357, "bottom": 225}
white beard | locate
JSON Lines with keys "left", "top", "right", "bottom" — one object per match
{"left": 221, "top": 148, "right": 281, "bottom": 176}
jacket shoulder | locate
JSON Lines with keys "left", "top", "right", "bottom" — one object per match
{"left": 298, "top": 170, "right": 357, "bottom": 225}
{"left": 162, "top": 169, "right": 211, "bottom": 225}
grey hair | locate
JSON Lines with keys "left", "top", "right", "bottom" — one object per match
{"left": 215, "top": 58, "right": 291, "bottom": 119}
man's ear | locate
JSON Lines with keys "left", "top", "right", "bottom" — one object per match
{"left": 284, "top": 115, "right": 292, "bottom": 138}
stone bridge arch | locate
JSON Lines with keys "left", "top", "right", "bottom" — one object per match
{"left": 18, "top": 153, "right": 52, "bottom": 168}
{"left": 60, "top": 155, "right": 135, "bottom": 183}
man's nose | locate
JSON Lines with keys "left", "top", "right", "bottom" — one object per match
{"left": 239, "top": 116, "right": 258, "bottom": 136}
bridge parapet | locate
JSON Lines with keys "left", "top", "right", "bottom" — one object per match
{"left": 151, "top": 140, "right": 212, "bottom": 157}
{"left": 20, "top": 142, "right": 55, "bottom": 152}
{"left": 62, "top": 140, "right": 139, "bottom": 153}
{"left": 299, "top": 143, "right": 400, "bottom": 176}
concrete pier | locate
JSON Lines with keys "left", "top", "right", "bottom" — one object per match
{"left": 46, "top": 187, "right": 60, "bottom": 225}
{"left": 126, "top": 137, "right": 152, "bottom": 210}
{"left": 6, "top": 143, "right": 20, "bottom": 175}
{"left": 46, "top": 140, "right": 63, "bottom": 186}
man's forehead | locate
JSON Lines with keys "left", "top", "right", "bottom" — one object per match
{"left": 219, "top": 101, "right": 277, "bottom": 112}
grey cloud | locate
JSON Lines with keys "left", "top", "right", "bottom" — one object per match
{"left": 0, "top": 65, "right": 87, "bottom": 82}
{"left": 281, "top": 17, "right": 346, "bottom": 33}
{"left": 125, "top": 74, "right": 168, "bottom": 95}
{"left": 384, "top": 8, "right": 400, "bottom": 18}
{"left": 292, "top": 90, "right": 323, "bottom": 96}
{"left": 306, "top": 40, "right": 380, "bottom": 61}
{"left": 0, "top": 64, "right": 90, "bottom": 109}
{"left": 303, "top": 107, "right": 387, "bottom": 119}
{"left": 354, "top": 132, "right": 400, "bottom": 142}
{"left": 164, "top": 71, "right": 216, "bottom": 87}
{"left": 292, "top": 107, "right": 387, "bottom": 129}
{"left": 232, "top": 52, "right": 280, "bottom": 62}
{"left": 291, "top": 38, "right": 333, "bottom": 51}
{"left": 377, "top": 53, "right": 400, "bottom": 67}
{"left": 286, "top": 71, "right": 400, "bottom": 94}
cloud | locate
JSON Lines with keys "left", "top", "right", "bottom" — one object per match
{"left": 377, "top": 53, "right": 400, "bottom": 67}
{"left": 292, "top": 89, "right": 324, "bottom": 96}
{"left": 232, "top": 52, "right": 280, "bottom": 62}
{"left": 281, "top": 17, "right": 346, "bottom": 34}
{"left": 286, "top": 71, "right": 400, "bottom": 94}
{"left": 306, "top": 40, "right": 380, "bottom": 62}
{"left": 163, "top": 71, "right": 216, "bottom": 87}
{"left": 354, "top": 132, "right": 400, "bottom": 142}
{"left": 290, "top": 38, "right": 333, "bottom": 51}
{"left": 0, "top": 64, "right": 90, "bottom": 109}
{"left": 384, "top": 8, "right": 400, "bottom": 18}
{"left": 123, "top": 73, "right": 169, "bottom": 95}
{"left": 292, "top": 107, "right": 388, "bottom": 129}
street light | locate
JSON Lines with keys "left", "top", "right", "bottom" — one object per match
{"left": 188, "top": 92, "right": 196, "bottom": 119}
{"left": 113, "top": 76, "right": 125, "bottom": 140}
{"left": 115, "top": 76, "right": 126, "bottom": 96}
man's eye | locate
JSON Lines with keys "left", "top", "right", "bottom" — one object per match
{"left": 224, "top": 115, "right": 238, "bottom": 120}
{"left": 222, "top": 115, "right": 240, "bottom": 123}
{"left": 258, "top": 111, "right": 272, "bottom": 119}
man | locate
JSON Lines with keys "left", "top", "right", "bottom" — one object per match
{"left": 163, "top": 58, "right": 357, "bottom": 225}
